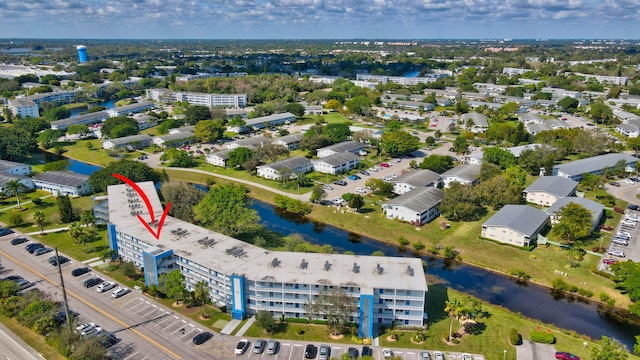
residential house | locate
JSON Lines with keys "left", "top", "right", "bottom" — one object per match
{"left": 169, "top": 125, "right": 196, "bottom": 135}
{"left": 0, "top": 173, "right": 34, "bottom": 193}
{"left": 0, "top": 160, "right": 32, "bottom": 176}
{"left": 316, "top": 141, "right": 366, "bottom": 158}
{"left": 228, "top": 112, "right": 296, "bottom": 133}
{"left": 523, "top": 176, "right": 578, "bottom": 206}
{"left": 272, "top": 133, "right": 304, "bottom": 150}
{"left": 545, "top": 197, "right": 604, "bottom": 232}
{"left": 552, "top": 153, "right": 637, "bottom": 181}
{"left": 102, "top": 134, "right": 152, "bottom": 150}
{"left": 152, "top": 132, "right": 196, "bottom": 148}
{"left": 226, "top": 136, "right": 270, "bottom": 150}
{"left": 105, "top": 101, "right": 155, "bottom": 117}
{"left": 391, "top": 170, "right": 441, "bottom": 195}
{"left": 133, "top": 115, "right": 158, "bottom": 130}
{"left": 256, "top": 156, "right": 313, "bottom": 180}
{"left": 313, "top": 152, "right": 361, "bottom": 175}
{"left": 615, "top": 119, "right": 640, "bottom": 138}
{"left": 481, "top": 205, "right": 550, "bottom": 247}
{"left": 441, "top": 164, "right": 481, "bottom": 188}
{"left": 205, "top": 149, "right": 233, "bottom": 167}
{"left": 51, "top": 111, "right": 109, "bottom": 131}
{"left": 461, "top": 112, "right": 489, "bottom": 133}
{"left": 382, "top": 187, "right": 444, "bottom": 225}
{"left": 33, "top": 171, "right": 92, "bottom": 197}
{"left": 146, "top": 89, "right": 247, "bottom": 108}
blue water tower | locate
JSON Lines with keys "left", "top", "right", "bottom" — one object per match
{"left": 76, "top": 45, "right": 88, "bottom": 63}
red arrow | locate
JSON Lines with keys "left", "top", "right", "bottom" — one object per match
{"left": 112, "top": 173, "right": 171, "bottom": 240}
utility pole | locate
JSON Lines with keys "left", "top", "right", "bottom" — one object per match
{"left": 54, "top": 247, "right": 73, "bottom": 331}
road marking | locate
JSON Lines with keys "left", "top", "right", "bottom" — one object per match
{"left": 156, "top": 313, "right": 174, "bottom": 327}
{"left": 123, "top": 351, "right": 139, "bottom": 360}
{"left": 0, "top": 249, "right": 182, "bottom": 359}
{"left": 122, "top": 297, "right": 143, "bottom": 308}
{"left": 0, "top": 326, "right": 43, "bottom": 360}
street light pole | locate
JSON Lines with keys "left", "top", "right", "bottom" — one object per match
{"left": 503, "top": 350, "right": 507, "bottom": 360}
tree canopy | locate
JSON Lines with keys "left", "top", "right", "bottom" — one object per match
{"left": 419, "top": 155, "right": 455, "bottom": 173}
{"left": 552, "top": 202, "right": 593, "bottom": 243}
{"left": 89, "top": 159, "right": 161, "bottom": 192}
{"left": 160, "top": 181, "right": 207, "bottom": 223}
{"left": 101, "top": 116, "right": 138, "bottom": 139}
{"left": 193, "top": 183, "right": 259, "bottom": 235}
{"left": 194, "top": 119, "right": 225, "bottom": 143}
{"left": 380, "top": 131, "right": 420, "bottom": 157}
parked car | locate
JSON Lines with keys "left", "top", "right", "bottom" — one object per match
{"left": 25, "top": 243, "right": 44, "bottom": 253}
{"left": 382, "top": 349, "right": 394, "bottom": 359}
{"left": 253, "top": 339, "right": 266, "bottom": 354}
{"left": 305, "top": 344, "right": 318, "bottom": 359}
{"left": 322, "top": 184, "right": 334, "bottom": 191}
{"left": 616, "top": 232, "right": 631, "bottom": 238}
{"left": 97, "top": 281, "right": 117, "bottom": 293}
{"left": 462, "top": 354, "right": 473, "bottom": 360}
{"left": 611, "top": 238, "right": 629, "bottom": 246}
{"left": 333, "top": 180, "right": 347, "bottom": 186}
{"left": 608, "top": 250, "right": 625, "bottom": 258}
{"left": 10, "top": 237, "right": 28, "bottom": 245}
{"left": 111, "top": 287, "right": 131, "bottom": 298}
{"left": 609, "top": 181, "right": 620, "bottom": 187}
{"left": 361, "top": 346, "right": 372, "bottom": 357}
{"left": 392, "top": 158, "right": 402, "bottom": 163}
{"left": 75, "top": 323, "right": 94, "bottom": 333}
{"left": 0, "top": 228, "right": 14, "bottom": 236}
{"left": 266, "top": 340, "right": 279, "bottom": 355}
{"left": 434, "top": 351, "right": 445, "bottom": 360}
{"left": 82, "top": 326, "right": 102, "bottom": 337}
{"left": 360, "top": 170, "right": 370, "bottom": 176}
{"left": 627, "top": 204, "right": 640, "bottom": 211}
{"left": 380, "top": 163, "right": 391, "bottom": 167}
{"left": 346, "top": 347, "right": 358, "bottom": 359}
{"left": 192, "top": 331, "right": 213, "bottom": 345}
{"left": 368, "top": 167, "right": 378, "bottom": 172}
{"left": 33, "top": 247, "right": 52, "bottom": 256}
{"left": 624, "top": 178, "right": 636, "bottom": 184}
{"left": 235, "top": 339, "right": 250, "bottom": 355}
{"left": 71, "top": 267, "right": 91, "bottom": 277}
{"left": 603, "top": 258, "right": 617, "bottom": 265}
{"left": 16, "top": 279, "right": 33, "bottom": 290}
{"left": 48, "top": 255, "right": 69, "bottom": 266}
{"left": 83, "top": 277, "right": 104, "bottom": 288}
{"left": 348, "top": 175, "right": 361, "bottom": 180}
{"left": 355, "top": 187, "right": 366, "bottom": 193}
{"left": 420, "top": 351, "right": 432, "bottom": 360}
{"left": 555, "top": 352, "right": 580, "bottom": 360}
{"left": 318, "top": 345, "right": 331, "bottom": 360}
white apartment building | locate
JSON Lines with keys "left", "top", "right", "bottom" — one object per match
{"left": 7, "top": 98, "right": 39, "bottom": 118}
{"left": 0, "top": 160, "right": 32, "bottom": 176}
{"left": 146, "top": 89, "right": 247, "bottom": 108}
{"left": 103, "top": 182, "right": 428, "bottom": 338}
{"left": 256, "top": 157, "right": 313, "bottom": 180}
{"left": 312, "top": 152, "right": 361, "bottom": 175}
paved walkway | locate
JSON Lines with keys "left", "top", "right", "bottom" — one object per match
{"left": 24, "top": 226, "right": 70, "bottom": 236}
{"left": 234, "top": 317, "right": 255, "bottom": 337}
{"left": 220, "top": 319, "right": 242, "bottom": 335}
{"left": 0, "top": 195, "right": 53, "bottom": 212}
{"left": 516, "top": 341, "right": 556, "bottom": 360}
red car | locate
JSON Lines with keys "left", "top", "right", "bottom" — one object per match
{"left": 380, "top": 163, "right": 390, "bottom": 168}
{"left": 603, "top": 258, "right": 617, "bottom": 265}
{"left": 555, "top": 352, "right": 580, "bottom": 360}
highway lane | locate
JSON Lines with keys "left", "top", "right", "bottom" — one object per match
{"left": 0, "top": 322, "right": 45, "bottom": 360}
{"left": 0, "top": 232, "right": 236, "bottom": 360}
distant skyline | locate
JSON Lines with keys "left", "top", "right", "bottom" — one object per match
{"left": 1, "top": 0, "right": 639, "bottom": 40}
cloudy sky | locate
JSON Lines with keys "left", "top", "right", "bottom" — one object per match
{"left": 1, "top": 0, "right": 638, "bottom": 39}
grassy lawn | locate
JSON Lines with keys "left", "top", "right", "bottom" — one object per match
{"left": 0, "top": 315, "right": 66, "bottom": 360}
{"left": 30, "top": 228, "right": 108, "bottom": 262}
{"left": 59, "top": 138, "right": 144, "bottom": 166}
{"left": 0, "top": 193, "right": 93, "bottom": 232}
{"left": 243, "top": 322, "right": 360, "bottom": 344}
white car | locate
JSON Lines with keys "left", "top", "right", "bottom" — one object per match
{"left": 621, "top": 220, "right": 637, "bottom": 227}
{"left": 355, "top": 187, "right": 366, "bottom": 193}
{"left": 97, "top": 281, "right": 117, "bottom": 293}
{"left": 112, "top": 287, "right": 131, "bottom": 298}
{"left": 434, "top": 351, "right": 445, "bottom": 360}
{"left": 382, "top": 349, "right": 393, "bottom": 359}
{"left": 82, "top": 325, "right": 102, "bottom": 337}
{"left": 624, "top": 178, "right": 636, "bottom": 184}
{"left": 462, "top": 354, "right": 473, "bottom": 360}
{"left": 368, "top": 167, "right": 378, "bottom": 172}
{"left": 616, "top": 232, "right": 631, "bottom": 239}
{"left": 608, "top": 250, "right": 625, "bottom": 257}
{"left": 75, "top": 323, "right": 94, "bottom": 333}
{"left": 611, "top": 238, "right": 629, "bottom": 246}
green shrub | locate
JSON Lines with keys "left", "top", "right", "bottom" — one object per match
{"left": 509, "top": 328, "right": 522, "bottom": 345}
{"left": 551, "top": 278, "right": 568, "bottom": 291}
{"left": 296, "top": 329, "right": 305, "bottom": 335}
{"left": 577, "top": 288, "right": 593, "bottom": 297}
{"left": 398, "top": 237, "right": 409, "bottom": 246}
{"left": 452, "top": 338, "right": 460, "bottom": 344}
{"left": 8, "top": 214, "right": 24, "bottom": 227}
{"left": 568, "top": 285, "right": 578, "bottom": 293}
{"left": 530, "top": 329, "right": 555, "bottom": 344}
{"left": 285, "top": 318, "right": 309, "bottom": 324}
{"left": 32, "top": 198, "right": 43, "bottom": 206}
{"left": 312, "top": 319, "right": 328, "bottom": 325}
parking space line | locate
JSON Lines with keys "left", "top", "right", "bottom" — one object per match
{"left": 169, "top": 320, "right": 188, "bottom": 335}
{"left": 161, "top": 319, "right": 182, "bottom": 331}
{"left": 124, "top": 351, "right": 139, "bottom": 360}
{"left": 156, "top": 313, "right": 174, "bottom": 327}
{"left": 134, "top": 304, "right": 152, "bottom": 314}
{"left": 140, "top": 308, "right": 164, "bottom": 319}
{"left": 123, "top": 297, "right": 145, "bottom": 309}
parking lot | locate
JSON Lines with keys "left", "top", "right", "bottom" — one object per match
{"left": 598, "top": 203, "right": 640, "bottom": 271}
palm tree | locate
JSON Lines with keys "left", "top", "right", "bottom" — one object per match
{"left": 80, "top": 210, "right": 95, "bottom": 228}
{"left": 33, "top": 211, "right": 46, "bottom": 235}
{"left": 445, "top": 298, "right": 463, "bottom": 342}
{"left": 194, "top": 280, "right": 209, "bottom": 317}
{"left": 5, "top": 180, "right": 27, "bottom": 210}
{"left": 434, "top": 129, "right": 442, "bottom": 141}
{"left": 68, "top": 222, "right": 84, "bottom": 245}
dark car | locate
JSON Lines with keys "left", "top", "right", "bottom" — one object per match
{"left": 192, "top": 331, "right": 213, "bottom": 345}
{"left": 555, "top": 352, "right": 580, "bottom": 360}
{"left": 83, "top": 277, "right": 104, "bottom": 288}
{"left": 628, "top": 204, "right": 640, "bottom": 211}
{"left": 347, "top": 347, "right": 359, "bottom": 359}
{"left": 71, "top": 267, "right": 91, "bottom": 277}
{"left": 33, "top": 247, "right": 52, "bottom": 256}
{"left": 361, "top": 346, "right": 373, "bottom": 357}
{"left": 98, "top": 332, "right": 119, "bottom": 348}
{"left": 48, "top": 255, "right": 69, "bottom": 266}
{"left": 53, "top": 310, "right": 80, "bottom": 325}
{"left": 3, "top": 275, "right": 23, "bottom": 282}
{"left": 25, "top": 243, "right": 45, "bottom": 254}
{"left": 10, "top": 237, "right": 28, "bottom": 245}
{"left": 360, "top": 170, "right": 370, "bottom": 176}
{"left": 333, "top": 180, "right": 347, "bottom": 186}
{"left": 304, "top": 344, "right": 318, "bottom": 359}
{"left": 609, "top": 181, "right": 620, "bottom": 187}
{"left": 0, "top": 228, "right": 14, "bottom": 236}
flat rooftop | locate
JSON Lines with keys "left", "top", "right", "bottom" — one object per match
{"left": 108, "top": 182, "right": 427, "bottom": 291}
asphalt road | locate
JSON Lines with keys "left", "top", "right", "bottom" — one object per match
{"left": 0, "top": 322, "right": 45, "bottom": 360}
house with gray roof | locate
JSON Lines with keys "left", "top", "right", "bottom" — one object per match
{"left": 382, "top": 187, "right": 444, "bottom": 226}
{"left": 391, "top": 169, "right": 441, "bottom": 195}
{"left": 0, "top": 173, "right": 34, "bottom": 193}
{"left": 169, "top": 125, "right": 195, "bottom": 135}
{"left": 0, "top": 160, "right": 31, "bottom": 176}
{"left": 272, "top": 133, "right": 304, "bottom": 150}
{"left": 152, "top": 131, "right": 196, "bottom": 148}
{"left": 33, "top": 171, "right": 91, "bottom": 196}
{"left": 317, "top": 141, "right": 366, "bottom": 158}
{"left": 523, "top": 176, "right": 578, "bottom": 206}
{"left": 553, "top": 153, "right": 637, "bottom": 181}
{"left": 51, "top": 111, "right": 109, "bottom": 130}
{"left": 482, "top": 205, "right": 550, "bottom": 247}
{"left": 257, "top": 156, "right": 313, "bottom": 180}
{"left": 226, "top": 135, "right": 269, "bottom": 150}
{"left": 228, "top": 112, "right": 296, "bottom": 133}
{"left": 105, "top": 101, "right": 154, "bottom": 117}
{"left": 312, "top": 152, "right": 361, "bottom": 175}
{"left": 205, "top": 149, "right": 232, "bottom": 167}
{"left": 441, "top": 164, "right": 481, "bottom": 188}
{"left": 615, "top": 119, "right": 640, "bottom": 138}
{"left": 545, "top": 197, "right": 604, "bottom": 232}
{"left": 102, "top": 134, "right": 152, "bottom": 150}
{"left": 461, "top": 112, "right": 489, "bottom": 133}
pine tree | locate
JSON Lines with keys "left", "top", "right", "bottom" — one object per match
{"left": 57, "top": 195, "right": 76, "bottom": 223}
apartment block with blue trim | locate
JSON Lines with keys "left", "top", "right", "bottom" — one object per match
{"left": 101, "top": 182, "right": 428, "bottom": 338}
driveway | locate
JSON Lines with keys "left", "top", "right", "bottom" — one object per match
{"left": 605, "top": 181, "right": 640, "bottom": 206}
{"left": 516, "top": 341, "right": 556, "bottom": 360}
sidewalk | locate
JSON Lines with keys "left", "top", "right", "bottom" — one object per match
{"left": 234, "top": 317, "right": 255, "bottom": 337}
{"left": 0, "top": 195, "right": 54, "bottom": 213}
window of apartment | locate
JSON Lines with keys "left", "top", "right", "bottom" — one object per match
{"left": 270, "top": 302, "right": 274, "bottom": 306}
{"left": 405, "top": 310, "right": 409, "bottom": 315}
{"left": 405, "top": 300, "right": 410, "bottom": 305}
{"left": 295, "top": 284, "right": 299, "bottom": 289}
{"left": 379, "top": 289, "right": 384, "bottom": 294}
{"left": 295, "top": 303, "right": 299, "bottom": 308}
{"left": 269, "top": 292, "right": 273, "bottom": 297}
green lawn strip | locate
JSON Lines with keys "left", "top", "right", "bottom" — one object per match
{"left": 379, "top": 287, "right": 629, "bottom": 360}
{"left": 0, "top": 194, "right": 94, "bottom": 233}
{"left": 0, "top": 314, "right": 66, "bottom": 360}
{"left": 30, "top": 229, "right": 108, "bottom": 262}
{"left": 242, "top": 322, "right": 358, "bottom": 344}
{"left": 60, "top": 138, "right": 142, "bottom": 166}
